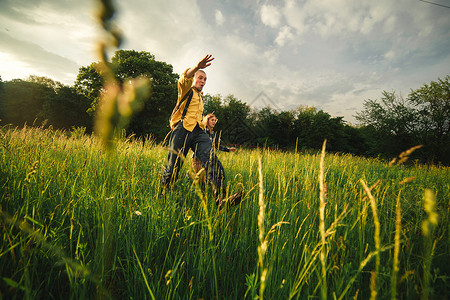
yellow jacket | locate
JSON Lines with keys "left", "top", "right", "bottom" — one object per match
{"left": 169, "top": 69, "right": 205, "bottom": 131}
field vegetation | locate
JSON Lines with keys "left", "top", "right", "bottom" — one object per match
{"left": 0, "top": 125, "right": 448, "bottom": 299}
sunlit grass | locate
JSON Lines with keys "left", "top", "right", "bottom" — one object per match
{"left": 0, "top": 125, "right": 448, "bottom": 299}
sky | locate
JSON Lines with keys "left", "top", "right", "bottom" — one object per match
{"left": 1, "top": 0, "right": 449, "bottom": 124}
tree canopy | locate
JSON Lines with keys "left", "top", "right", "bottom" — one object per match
{"left": 74, "top": 50, "right": 179, "bottom": 139}
{"left": 0, "top": 76, "right": 92, "bottom": 130}
{"left": 356, "top": 76, "right": 450, "bottom": 165}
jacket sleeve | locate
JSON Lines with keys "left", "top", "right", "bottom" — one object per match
{"left": 178, "top": 69, "right": 194, "bottom": 100}
{"left": 218, "top": 145, "right": 230, "bottom": 152}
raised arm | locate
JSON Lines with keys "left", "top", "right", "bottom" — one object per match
{"left": 186, "top": 54, "right": 214, "bottom": 78}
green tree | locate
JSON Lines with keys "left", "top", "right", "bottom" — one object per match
{"left": 292, "top": 105, "right": 315, "bottom": 149}
{"left": 253, "top": 108, "right": 296, "bottom": 148}
{"left": 203, "top": 94, "right": 224, "bottom": 117}
{"left": 39, "top": 86, "right": 93, "bottom": 131}
{"left": 252, "top": 107, "right": 278, "bottom": 146}
{"left": 355, "top": 77, "right": 450, "bottom": 165}
{"left": 74, "top": 50, "right": 179, "bottom": 139}
{"left": 215, "top": 95, "right": 252, "bottom": 145}
{"left": 290, "top": 105, "right": 356, "bottom": 152}
{"left": 408, "top": 76, "right": 450, "bottom": 164}
{"left": 0, "top": 79, "right": 52, "bottom": 126}
{"left": 74, "top": 63, "right": 104, "bottom": 114}
{"left": 25, "top": 76, "right": 93, "bottom": 131}
{"left": 28, "top": 75, "right": 64, "bottom": 91}
{"left": 269, "top": 110, "right": 296, "bottom": 148}
{"left": 0, "top": 76, "right": 5, "bottom": 120}
{"left": 0, "top": 76, "right": 93, "bottom": 131}
{"left": 355, "top": 91, "right": 418, "bottom": 158}
{"left": 340, "top": 125, "right": 368, "bottom": 155}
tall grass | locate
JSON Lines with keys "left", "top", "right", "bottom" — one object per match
{"left": 0, "top": 125, "right": 449, "bottom": 299}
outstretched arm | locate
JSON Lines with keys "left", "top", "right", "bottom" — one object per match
{"left": 186, "top": 54, "right": 214, "bottom": 78}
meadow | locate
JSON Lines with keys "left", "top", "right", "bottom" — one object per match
{"left": 0, "top": 125, "right": 448, "bottom": 299}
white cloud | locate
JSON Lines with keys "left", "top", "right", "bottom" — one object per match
{"left": 0, "top": 0, "right": 449, "bottom": 124}
{"left": 115, "top": 0, "right": 213, "bottom": 75}
{"left": 282, "top": 0, "right": 400, "bottom": 38}
{"left": 275, "top": 26, "right": 294, "bottom": 46}
{"left": 0, "top": 52, "right": 36, "bottom": 80}
{"left": 0, "top": 31, "right": 82, "bottom": 83}
{"left": 263, "top": 48, "right": 280, "bottom": 65}
{"left": 215, "top": 9, "right": 225, "bottom": 26}
{"left": 382, "top": 15, "right": 397, "bottom": 34}
{"left": 260, "top": 4, "right": 281, "bottom": 28}
{"left": 0, "top": 0, "right": 98, "bottom": 83}
{"left": 384, "top": 49, "right": 396, "bottom": 61}
{"left": 283, "top": 0, "right": 308, "bottom": 36}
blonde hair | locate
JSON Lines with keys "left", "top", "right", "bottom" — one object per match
{"left": 203, "top": 113, "right": 217, "bottom": 128}
{"left": 205, "top": 113, "right": 216, "bottom": 122}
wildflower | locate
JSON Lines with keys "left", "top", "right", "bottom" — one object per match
{"left": 135, "top": 210, "right": 142, "bottom": 216}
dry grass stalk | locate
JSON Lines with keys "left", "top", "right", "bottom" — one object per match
{"left": 257, "top": 156, "right": 268, "bottom": 299}
{"left": 391, "top": 192, "right": 402, "bottom": 299}
{"left": 389, "top": 145, "right": 423, "bottom": 166}
{"left": 421, "top": 189, "right": 438, "bottom": 300}
{"left": 319, "top": 139, "right": 327, "bottom": 300}
{"left": 94, "top": 0, "right": 151, "bottom": 150}
{"left": 360, "top": 179, "right": 381, "bottom": 300}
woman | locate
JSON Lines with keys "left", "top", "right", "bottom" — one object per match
{"left": 192, "top": 113, "right": 236, "bottom": 175}
{"left": 205, "top": 113, "right": 237, "bottom": 153}
{"left": 191, "top": 113, "right": 242, "bottom": 209}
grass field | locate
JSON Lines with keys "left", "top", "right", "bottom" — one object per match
{"left": 0, "top": 125, "right": 448, "bottom": 299}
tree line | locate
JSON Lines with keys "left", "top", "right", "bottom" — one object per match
{"left": 0, "top": 50, "right": 448, "bottom": 165}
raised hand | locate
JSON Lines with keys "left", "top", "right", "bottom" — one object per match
{"left": 196, "top": 54, "right": 214, "bottom": 70}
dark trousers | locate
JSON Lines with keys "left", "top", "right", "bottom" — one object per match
{"left": 161, "top": 122, "right": 225, "bottom": 199}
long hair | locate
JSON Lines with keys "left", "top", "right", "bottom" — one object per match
{"left": 204, "top": 113, "right": 217, "bottom": 130}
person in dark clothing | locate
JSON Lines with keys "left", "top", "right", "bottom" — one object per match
{"left": 192, "top": 113, "right": 236, "bottom": 175}
{"left": 205, "top": 113, "right": 237, "bottom": 153}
